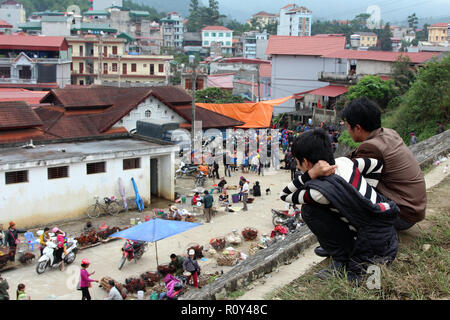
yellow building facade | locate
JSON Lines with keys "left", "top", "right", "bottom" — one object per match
{"left": 68, "top": 36, "right": 173, "bottom": 86}
{"left": 428, "top": 23, "right": 449, "bottom": 44}
{"left": 359, "top": 32, "right": 378, "bottom": 47}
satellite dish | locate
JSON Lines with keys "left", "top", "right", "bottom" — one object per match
{"left": 66, "top": 5, "right": 81, "bottom": 16}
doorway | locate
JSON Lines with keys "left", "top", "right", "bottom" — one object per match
{"left": 150, "top": 158, "right": 158, "bottom": 197}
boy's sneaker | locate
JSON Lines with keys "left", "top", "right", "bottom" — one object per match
{"left": 316, "top": 260, "right": 346, "bottom": 280}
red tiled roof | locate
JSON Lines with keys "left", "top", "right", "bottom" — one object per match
{"left": 322, "top": 49, "right": 441, "bottom": 64}
{"left": 202, "top": 26, "right": 232, "bottom": 31}
{"left": 0, "top": 20, "right": 12, "bottom": 28}
{"left": 0, "top": 101, "right": 43, "bottom": 130}
{"left": 253, "top": 11, "right": 277, "bottom": 17}
{"left": 430, "top": 23, "right": 449, "bottom": 28}
{"left": 0, "top": 90, "right": 48, "bottom": 104}
{"left": 220, "top": 57, "right": 270, "bottom": 64}
{"left": 266, "top": 35, "right": 346, "bottom": 56}
{"left": 307, "top": 85, "right": 348, "bottom": 97}
{"left": 207, "top": 74, "right": 234, "bottom": 89}
{"left": 282, "top": 4, "right": 295, "bottom": 9}
{"left": 0, "top": 35, "right": 68, "bottom": 51}
{"left": 259, "top": 64, "right": 272, "bottom": 78}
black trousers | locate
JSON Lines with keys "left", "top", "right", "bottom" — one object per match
{"left": 301, "top": 204, "right": 355, "bottom": 263}
{"left": 81, "top": 287, "right": 91, "bottom": 300}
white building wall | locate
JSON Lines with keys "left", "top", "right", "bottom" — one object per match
{"left": 93, "top": 0, "right": 123, "bottom": 11}
{"left": 0, "top": 155, "right": 151, "bottom": 227}
{"left": 114, "top": 97, "right": 186, "bottom": 131}
{"left": 202, "top": 31, "right": 233, "bottom": 48}
{"left": 357, "top": 60, "right": 392, "bottom": 75}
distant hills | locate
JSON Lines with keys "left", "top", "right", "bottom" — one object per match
{"left": 133, "top": 0, "right": 190, "bottom": 16}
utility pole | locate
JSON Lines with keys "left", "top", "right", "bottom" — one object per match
{"left": 98, "top": 34, "right": 103, "bottom": 85}
{"left": 118, "top": 54, "right": 121, "bottom": 87}
{"left": 189, "top": 55, "right": 196, "bottom": 156}
{"left": 256, "top": 64, "right": 261, "bottom": 102}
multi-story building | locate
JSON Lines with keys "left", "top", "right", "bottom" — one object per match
{"left": 351, "top": 32, "right": 378, "bottom": 48}
{"left": 247, "top": 11, "right": 278, "bottom": 28}
{"left": 202, "top": 26, "right": 233, "bottom": 56}
{"left": 428, "top": 22, "right": 449, "bottom": 45}
{"left": 160, "top": 12, "right": 185, "bottom": 49}
{"left": 68, "top": 35, "right": 173, "bottom": 86}
{"left": 243, "top": 30, "right": 269, "bottom": 59}
{"left": 0, "top": 1, "right": 25, "bottom": 31}
{"left": 277, "top": 3, "right": 312, "bottom": 37}
{"left": 0, "top": 35, "right": 71, "bottom": 89}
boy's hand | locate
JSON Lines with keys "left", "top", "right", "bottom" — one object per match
{"left": 309, "top": 160, "right": 337, "bottom": 179}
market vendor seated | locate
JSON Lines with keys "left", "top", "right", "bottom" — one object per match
{"left": 169, "top": 253, "right": 185, "bottom": 276}
{"left": 168, "top": 205, "right": 182, "bottom": 220}
{"left": 218, "top": 189, "right": 229, "bottom": 206}
{"left": 192, "top": 192, "right": 201, "bottom": 206}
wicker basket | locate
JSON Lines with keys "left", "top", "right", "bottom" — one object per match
{"left": 217, "top": 252, "right": 239, "bottom": 266}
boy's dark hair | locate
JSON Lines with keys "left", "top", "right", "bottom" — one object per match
{"left": 292, "top": 129, "right": 335, "bottom": 166}
{"left": 170, "top": 254, "right": 177, "bottom": 259}
{"left": 341, "top": 97, "right": 381, "bottom": 132}
{"left": 203, "top": 190, "right": 209, "bottom": 195}
{"left": 44, "top": 227, "right": 50, "bottom": 232}
{"left": 108, "top": 280, "right": 115, "bottom": 286}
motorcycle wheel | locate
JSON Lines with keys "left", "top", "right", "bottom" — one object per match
{"left": 65, "top": 251, "right": 76, "bottom": 264}
{"left": 107, "top": 201, "right": 122, "bottom": 216}
{"left": 36, "top": 261, "right": 48, "bottom": 274}
{"left": 118, "top": 256, "right": 126, "bottom": 270}
{"left": 272, "top": 215, "right": 286, "bottom": 227}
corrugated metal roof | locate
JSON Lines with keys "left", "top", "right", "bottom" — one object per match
{"left": 0, "top": 35, "right": 68, "bottom": 51}
{"left": 307, "top": 85, "right": 348, "bottom": 97}
{"left": 322, "top": 49, "right": 441, "bottom": 63}
{"left": 266, "top": 35, "right": 346, "bottom": 56}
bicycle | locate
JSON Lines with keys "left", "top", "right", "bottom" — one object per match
{"left": 86, "top": 195, "right": 122, "bottom": 218}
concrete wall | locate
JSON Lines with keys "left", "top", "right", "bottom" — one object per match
{"left": 357, "top": 60, "right": 392, "bottom": 76}
{"left": 42, "top": 21, "right": 71, "bottom": 36}
{"left": 271, "top": 55, "right": 330, "bottom": 114}
{"left": 0, "top": 155, "right": 150, "bottom": 228}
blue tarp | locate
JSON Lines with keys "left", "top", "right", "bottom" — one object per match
{"left": 110, "top": 218, "right": 201, "bottom": 243}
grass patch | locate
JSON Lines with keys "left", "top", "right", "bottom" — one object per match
{"left": 268, "top": 206, "right": 450, "bottom": 300}
{"left": 227, "top": 290, "right": 246, "bottom": 299}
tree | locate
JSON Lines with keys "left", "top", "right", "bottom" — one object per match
{"left": 352, "top": 13, "right": 371, "bottom": 31}
{"left": 388, "top": 54, "right": 449, "bottom": 142}
{"left": 391, "top": 55, "right": 416, "bottom": 95}
{"left": 186, "top": 0, "right": 202, "bottom": 32}
{"left": 407, "top": 13, "right": 418, "bottom": 31}
{"left": 380, "top": 23, "right": 393, "bottom": 51}
{"left": 346, "top": 75, "right": 395, "bottom": 109}
{"left": 195, "top": 87, "right": 244, "bottom": 103}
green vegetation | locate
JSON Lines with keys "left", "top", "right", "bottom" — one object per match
{"left": 337, "top": 130, "right": 360, "bottom": 149}
{"left": 195, "top": 87, "right": 244, "bottom": 104}
{"left": 185, "top": 0, "right": 225, "bottom": 32}
{"left": 346, "top": 75, "right": 395, "bottom": 110}
{"left": 17, "top": 0, "right": 90, "bottom": 15}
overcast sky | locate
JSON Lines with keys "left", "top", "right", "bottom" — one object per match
{"left": 212, "top": 0, "right": 450, "bottom": 23}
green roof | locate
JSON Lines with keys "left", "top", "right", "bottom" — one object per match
{"left": 18, "top": 21, "right": 42, "bottom": 31}
{"left": 82, "top": 10, "right": 110, "bottom": 16}
{"left": 41, "top": 16, "right": 70, "bottom": 23}
{"left": 71, "top": 22, "right": 117, "bottom": 33}
{"left": 130, "top": 11, "right": 150, "bottom": 17}
{"left": 117, "top": 32, "right": 136, "bottom": 43}
{"left": 33, "top": 11, "right": 65, "bottom": 16}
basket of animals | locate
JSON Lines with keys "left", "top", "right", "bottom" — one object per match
{"left": 241, "top": 227, "right": 258, "bottom": 241}
{"left": 209, "top": 237, "right": 226, "bottom": 250}
{"left": 247, "top": 197, "right": 255, "bottom": 204}
{"left": 217, "top": 252, "right": 240, "bottom": 266}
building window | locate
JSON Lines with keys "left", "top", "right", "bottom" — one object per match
{"left": 203, "top": 41, "right": 209, "bottom": 46}
{"left": 212, "top": 32, "right": 216, "bottom": 37}
{"left": 123, "top": 158, "right": 141, "bottom": 170}
{"left": 150, "top": 64, "right": 154, "bottom": 75}
{"left": 48, "top": 166, "right": 69, "bottom": 180}
{"left": 145, "top": 110, "right": 151, "bottom": 118}
{"left": 112, "top": 63, "right": 118, "bottom": 72}
{"left": 79, "top": 45, "right": 83, "bottom": 56}
{"left": 5, "top": 170, "right": 28, "bottom": 184}
{"left": 219, "top": 32, "right": 223, "bottom": 37}
{"left": 226, "top": 33, "right": 231, "bottom": 37}
{"left": 112, "top": 46, "right": 117, "bottom": 55}
{"left": 226, "top": 41, "right": 231, "bottom": 46}
{"left": 158, "top": 64, "right": 164, "bottom": 73}
{"left": 86, "top": 162, "right": 106, "bottom": 174}
{"left": 0, "top": 67, "right": 10, "bottom": 78}
{"left": 131, "top": 63, "right": 137, "bottom": 72}
{"left": 204, "top": 32, "right": 209, "bottom": 37}
{"left": 19, "top": 66, "right": 31, "bottom": 79}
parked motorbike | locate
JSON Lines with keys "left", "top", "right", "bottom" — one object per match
{"left": 194, "top": 171, "right": 206, "bottom": 187}
{"left": 36, "top": 237, "right": 78, "bottom": 274}
{"left": 271, "top": 205, "right": 303, "bottom": 229}
{"left": 175, "top": 162, "right": 198, "bottom": 178}
{"left": 118, "top": 240, "right": 147, "bottom": 270}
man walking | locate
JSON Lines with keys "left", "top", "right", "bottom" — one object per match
{"left": 240, "top": 177, "right": 249, "bottom": 212}
{"left": 202, "top": 190, "right": 214, "bottom": 223}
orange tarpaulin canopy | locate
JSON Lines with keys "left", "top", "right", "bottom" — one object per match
{"left": 196, "top": 96, "right": 293, "bottom": 128}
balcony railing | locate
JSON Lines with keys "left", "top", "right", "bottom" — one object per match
{"left": 0, "top": 57, "right": 70, "bottom": 64}
{"left": 0, "top": 77, "right": 37, "bottom": 84}
{"left": 318, "top": 71, "right": 357, "bottom": 84}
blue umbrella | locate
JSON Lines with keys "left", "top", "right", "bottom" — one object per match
{"left": 110, "top": 218, "right": 201, "bottom": 267}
